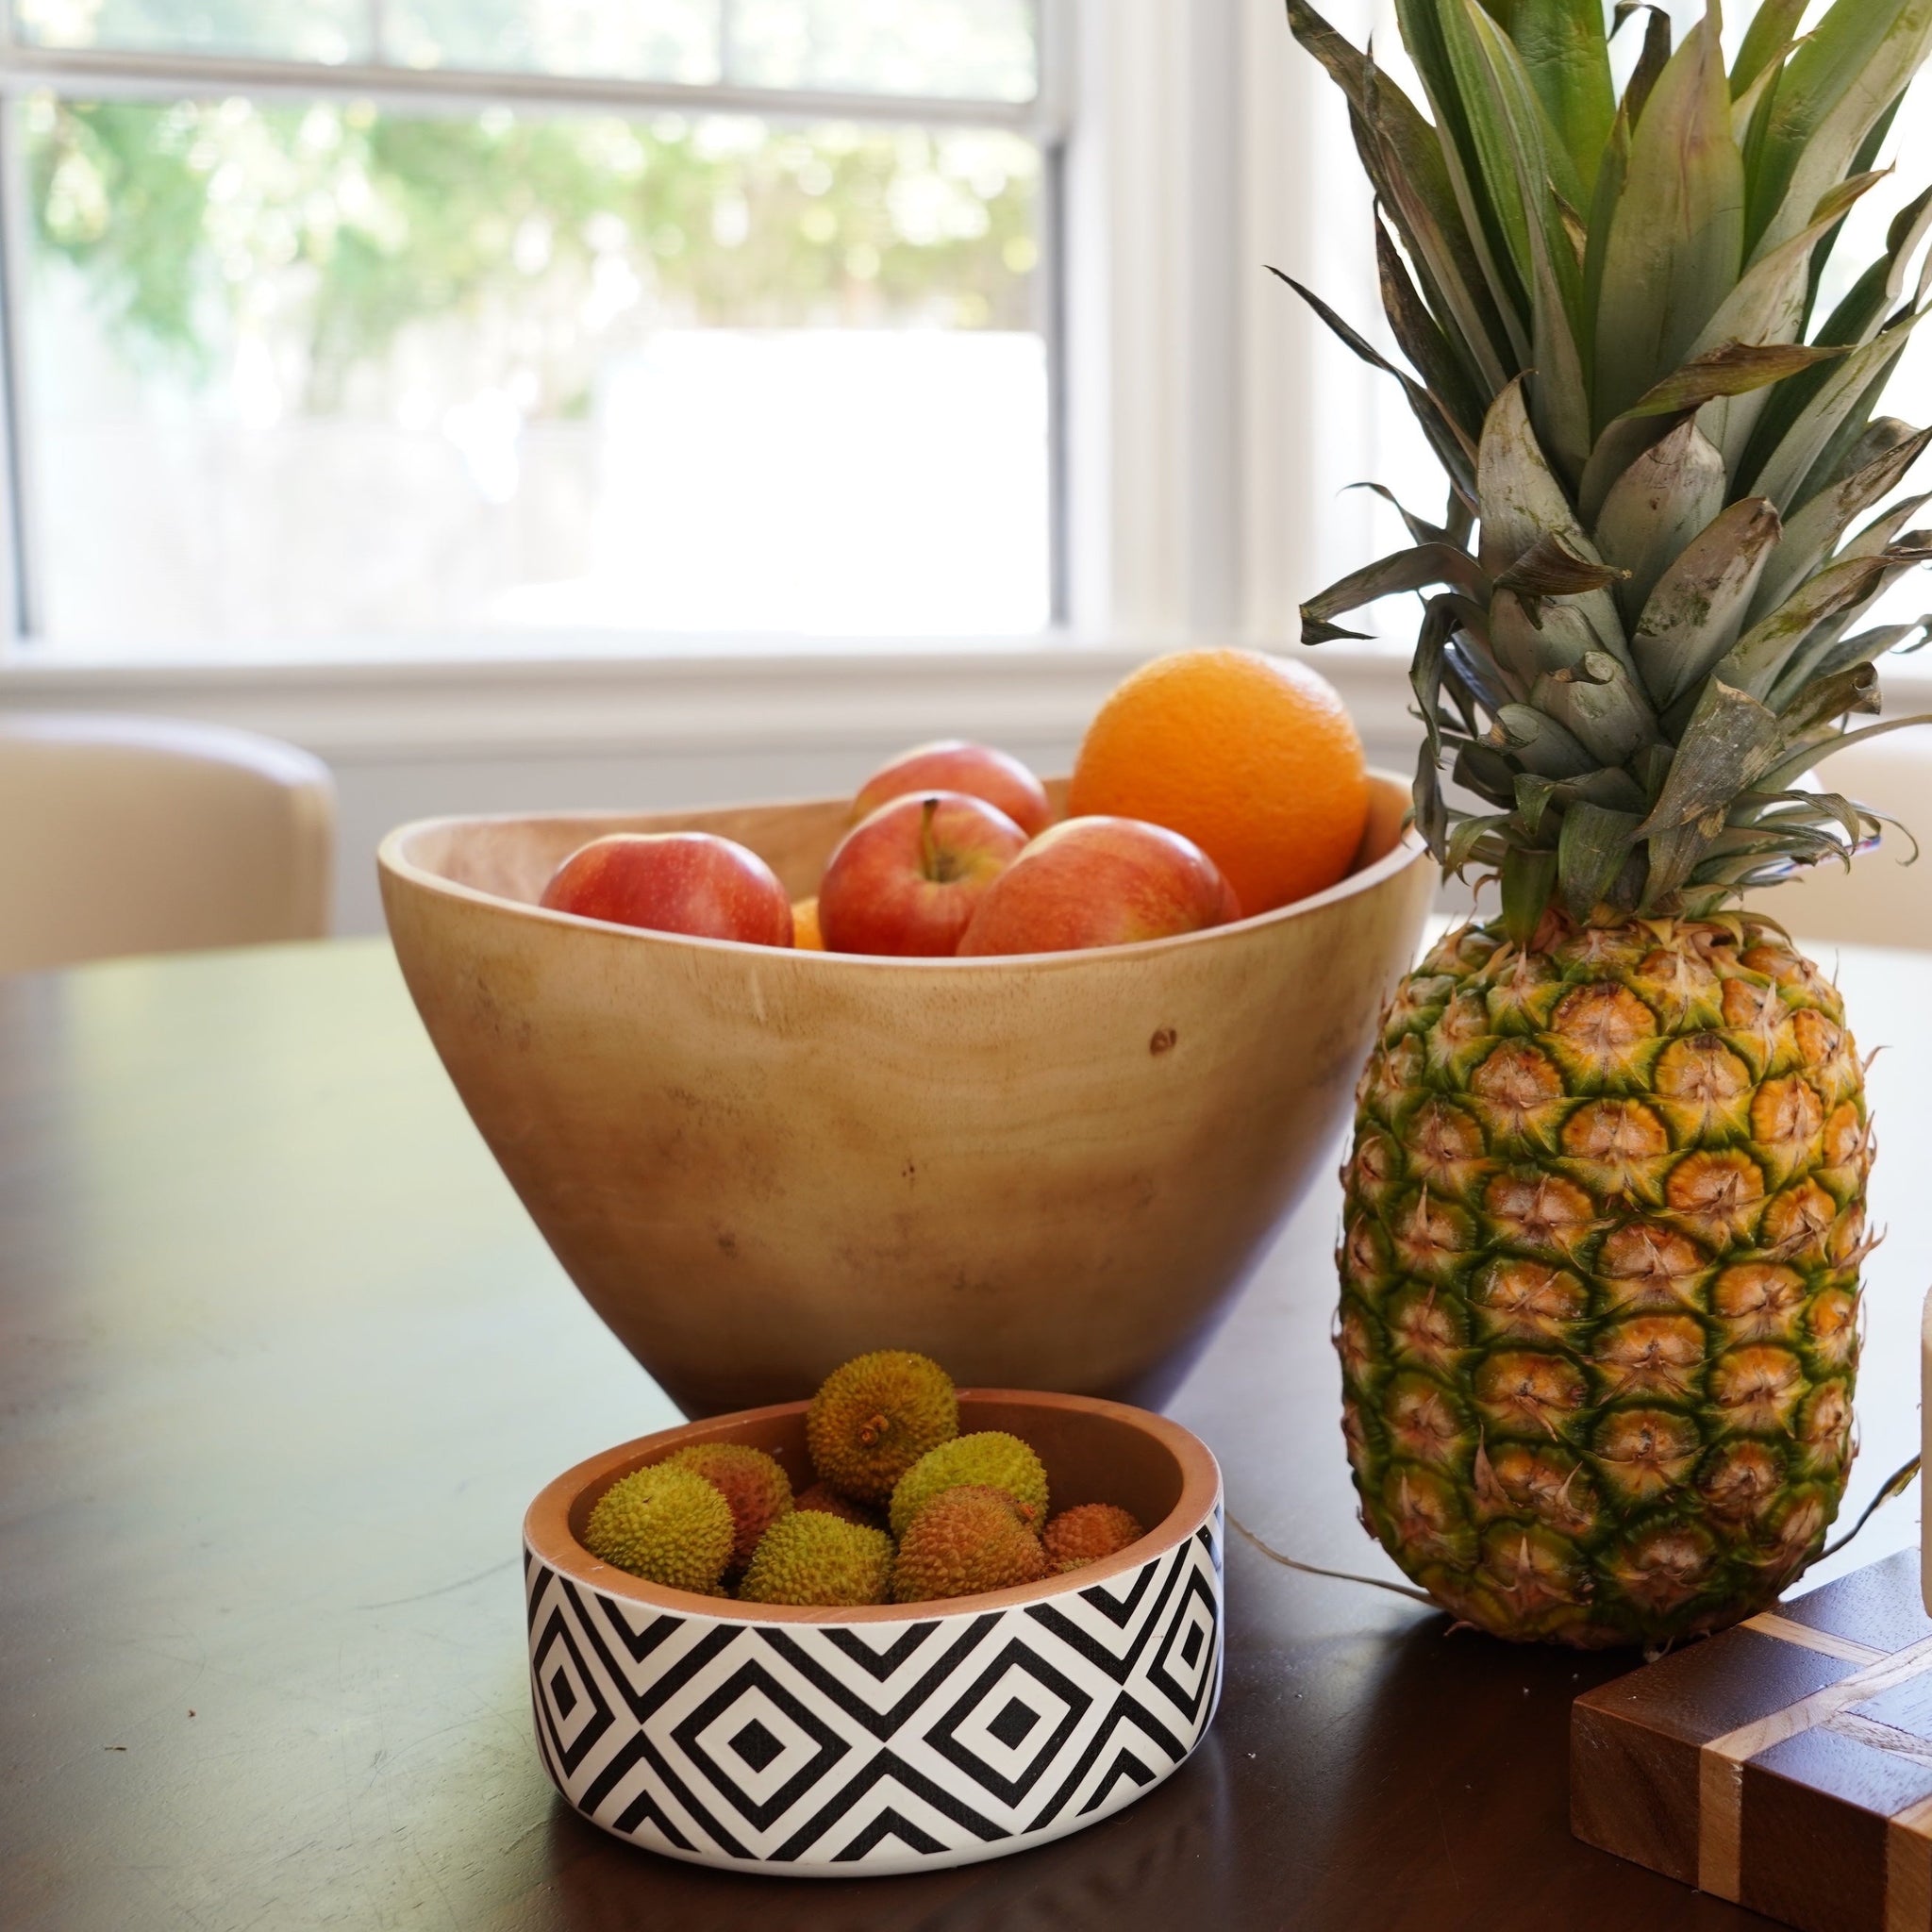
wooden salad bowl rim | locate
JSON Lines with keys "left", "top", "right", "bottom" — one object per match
{"left": 525, "top": 1389, "right": 1223, "bottom": 1625}
{"left": 379, "top": 771, "right": 1426, "bottom": 968}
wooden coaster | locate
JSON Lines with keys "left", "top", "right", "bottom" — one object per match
{"left": 1573, "top": 1549, "right": 1932, "bottom": 1932}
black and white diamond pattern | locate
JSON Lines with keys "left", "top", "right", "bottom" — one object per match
{"left": 525, "top": 1497, "right": 1223, "bottom": 1874}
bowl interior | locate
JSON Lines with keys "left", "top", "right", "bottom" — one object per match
{"left": 532, "top": 1391, "right": 1216, "bottom": 1619}
{"left": 391, "top": 772, "right": 1414, "bottom": 914}
{"left": 569, "top": 1392, "right": 1187, "bottom": 1548}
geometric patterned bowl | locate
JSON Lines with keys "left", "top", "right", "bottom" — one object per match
{"left": 523, "top": 1389, "right": 1223, "bottom": 1875}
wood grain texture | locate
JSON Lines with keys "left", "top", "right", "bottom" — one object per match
{"left": 1843, "top": 1667, "right": 1932, "bottom": 1744}
{"left": 376, "top": 778, "right": 1434, "bottom": 1416}
{"left": 1701, "top": 1638, "right": 1932, "bottom": 1909}
{"left": 1742, "top": 1614, "right": 1888, "bottom": 1666}
{"left": 1740, "top": 1725, "right": 1932, "bottom": 1931}
{"left": 3, "top": 935, "right": 1929, "bottom": 1930}
{"left": 1573, "top": 1627, "right": 1862, "bottom": 1888}
{"left": 1574, "top": 1555, "right": 1932, "bottom": 1932}
{"left": 1780, "top": 1552, "right": 1932, "bottom": 1656}
{"left": 1885, "top": 1794, "right": 1932, "bottom": 1932}
{"left": 1571, "top": 1693, "right": 1707, "bottom": 1885}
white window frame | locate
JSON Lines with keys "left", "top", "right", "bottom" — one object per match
{"left": 0, "top": 0, "right": 1427, "bottom": 774}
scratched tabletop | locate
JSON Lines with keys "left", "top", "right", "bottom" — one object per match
{"left": 2, "top": 936, "right": 1926, "bottom": 1931}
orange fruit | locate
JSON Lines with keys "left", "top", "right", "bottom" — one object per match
{"left": 792, "top": 897, "right": 824, "bottom": 950}
{"left": 1068, "top": 649, "right": 1367, "bottom": 916}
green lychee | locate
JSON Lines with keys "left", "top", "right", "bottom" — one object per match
{"left": 805, "top": 1350, "right": 958, "bottom": 1506}
{"left": 583, "top": 1463, "right": 734, "bottom": 1595}
{"left": 888, "top": 1431, "right": 1049, "bottom": 1539}
{"left": 1042, "top": 1503, "right": 1145, "bottom": 1573}
{"left": 737, "top": 1512, "right": 894, "bottom": 1607}
{"left": 665, "top": 1441, "right": 793, "bottom": 1576}
{"left": 891, "top": 1485, "right": 1050, "bottom": 1604}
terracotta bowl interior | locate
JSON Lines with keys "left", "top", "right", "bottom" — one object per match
{"left": 532, "top": 1392, "right": 1215, "bottom": 1623}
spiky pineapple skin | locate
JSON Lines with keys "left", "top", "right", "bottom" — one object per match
{"left": 1340, "top": 915, "right": 1870, "bottom": 1649}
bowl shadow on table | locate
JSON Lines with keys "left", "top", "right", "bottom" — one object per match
{"left": 531, "top": 1732, "right": 1238, "bottom": 1932}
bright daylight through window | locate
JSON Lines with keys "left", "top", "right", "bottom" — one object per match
{"left": 6, "top": 1, "right": 1053, "bottom": 653}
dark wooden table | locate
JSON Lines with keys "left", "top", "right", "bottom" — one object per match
{"left": 4, "top": 937, "right": 1927, "bottom": 1932}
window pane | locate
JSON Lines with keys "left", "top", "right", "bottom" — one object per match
{"left": 19, "top": 97, "right": 1049, "bottom": 650}
{"left": 385, "top": 0, "right": 721, "bottom": 86}
{"left": 728, "top": 0, "right": 1039, "bottom": 102}
{"left": 16, "top": 0, "right": 370, "bottom": 61}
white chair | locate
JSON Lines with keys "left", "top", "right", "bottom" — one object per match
{"left": 1758, "top": 731, "right": 1932, "bottom": 950}
{"left": 0, "top": 713, "right": 335, "bottom": 973}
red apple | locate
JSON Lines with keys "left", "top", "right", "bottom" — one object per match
{"left": 818, "top": 791, "right": 1028, "bottom": 956}
{"left": 854, "top": 740, "right": 1052, "bottom": 839}
{"left": 540, "top": 832, "right": 792, "bottom": 946}
{"left": 957, "top": 816, "right": 1239, "bottom": 957}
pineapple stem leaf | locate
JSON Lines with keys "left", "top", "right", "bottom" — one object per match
{"left": 1343, "top": 479, "right": 1457, "bottom": 547}
{"left": 1614, "top": 5, "right": 1674, "bottom": 127}
{"left": 1557, "top": 799, "right": 1644, "bottom": 916}
{"left": 1732, "top": 0, "right": 1807, "bottom": 99}
{"left": 1492, "top": 532, "right": 1628, "bottom": 625}
{"left": 1623, "top": 339, "right": 1849, "bottom": 421}
{"left": 1285, "top": 0, "right": 1932, "bottom": 933}
{"left": 1500, "top": 843, "right": 1558, "bottom": 941}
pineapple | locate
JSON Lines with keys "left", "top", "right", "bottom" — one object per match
{"left": 1291, "top": 0, "right": 1932, "bottom": 1647}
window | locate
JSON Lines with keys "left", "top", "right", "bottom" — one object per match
{"left": 1, "top": 1, "right": 1059, "bottom": 655}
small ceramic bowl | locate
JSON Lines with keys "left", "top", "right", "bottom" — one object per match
{"left": 523, "top": 1390, "right": 1223, "bottom": 1876}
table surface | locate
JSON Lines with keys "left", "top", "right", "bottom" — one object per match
{"left": 3, "top": 935, "right": 1928, "bottom": 1932}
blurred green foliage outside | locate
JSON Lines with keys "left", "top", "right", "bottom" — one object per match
{"left": 24, "top": 93, "right": 1041, "bottom": 413}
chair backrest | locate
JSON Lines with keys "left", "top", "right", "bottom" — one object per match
{"left": 1755, "top": 729, "right": 1932, "bottom": 950}
{"left": 0, "top": 713, "right": 335, "bottom": 973}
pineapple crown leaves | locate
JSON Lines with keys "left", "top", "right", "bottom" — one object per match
{"left": 1287, "top": 0, "right": 1932, "bottom": 939}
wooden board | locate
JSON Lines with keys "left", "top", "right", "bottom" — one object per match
{"left": 1573, "top": 1548, "right": 1932, "bottom": 1932}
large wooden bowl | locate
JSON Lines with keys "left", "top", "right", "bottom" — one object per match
{"left": 378, "top": 774, "right": 1432, "bottom": 1415}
